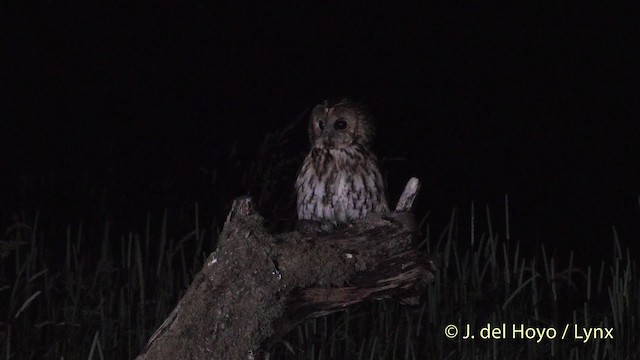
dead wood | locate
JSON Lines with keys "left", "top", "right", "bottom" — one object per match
{"left": 137, "top": 177, "right": 435, "bottom": 360}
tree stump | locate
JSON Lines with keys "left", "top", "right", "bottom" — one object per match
{"left": 137, "top": 177, "right": 436, "bottom": 360}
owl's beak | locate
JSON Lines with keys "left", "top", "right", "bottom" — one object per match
{"left": 322, "top": 132, "right": 335, "bottom": 148}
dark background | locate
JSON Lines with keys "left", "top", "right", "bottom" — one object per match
{"left": 1, "top": 3, "right": 638, "bottom": 261}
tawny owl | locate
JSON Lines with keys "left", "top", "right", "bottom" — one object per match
{"left": 295, "top": 100, "right": 389, "bottom": 232}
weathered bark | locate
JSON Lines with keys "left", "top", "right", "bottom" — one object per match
{"left": 137, "top": 177, "right": 435, "bottom": 360}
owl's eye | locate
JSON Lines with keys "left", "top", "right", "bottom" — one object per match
{"left": 318, "top": 121, "right": 325, "bottom": 130}
{"left": 334, "top": 119, "right": 347, "bottom": 131}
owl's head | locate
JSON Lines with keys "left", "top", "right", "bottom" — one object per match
{"left": 308, "top": 100, "right": 375, "bottom": 150}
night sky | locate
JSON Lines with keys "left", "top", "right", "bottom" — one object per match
{"left": 2, "top": 4, "right": 638, "bottom": 258}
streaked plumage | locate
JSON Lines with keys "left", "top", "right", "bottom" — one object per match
{"left": 295, "top": 100, "right": 389, "bottom": 232}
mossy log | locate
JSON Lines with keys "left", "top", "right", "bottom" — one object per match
{"left": 137, "top": 177, "right": 435, "bottom": 360}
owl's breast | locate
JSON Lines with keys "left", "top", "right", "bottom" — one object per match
{"left": 330, "top": 171, "right": 350, "bottom": 223}
{"left": 295, "top": 147, "right": 387, "bottom": 225}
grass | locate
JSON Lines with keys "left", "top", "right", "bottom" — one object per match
{"left": 1, "top": 206, "right": 211, "bottom": 359}
{"left": 1, "top": 196, "right": 638, "bottom": 359}
{"left": 271, "top": 201, "right": 639, "bottom": 359}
